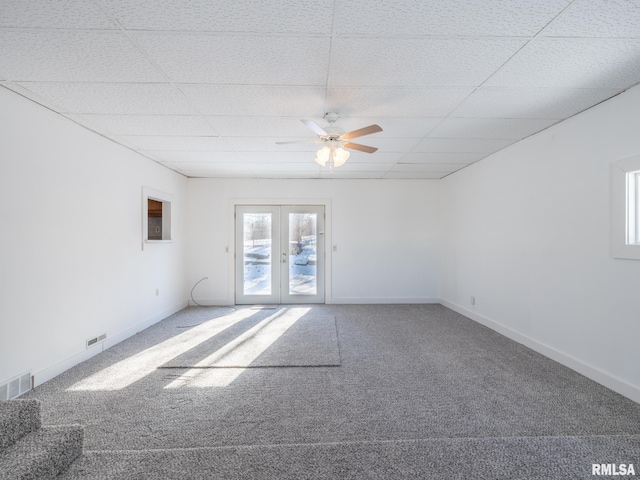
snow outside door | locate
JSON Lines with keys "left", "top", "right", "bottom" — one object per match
{"left": 235, "top": 205, "right": 325, "bottom": 304}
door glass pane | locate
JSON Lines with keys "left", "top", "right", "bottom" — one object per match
{"left": 243, "top": 213, "right": 272, "bottom": 295}
{"left": 288, "top": 213, "right": 317, "bottom": 295}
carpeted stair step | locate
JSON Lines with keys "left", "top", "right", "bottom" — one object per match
{"left": 0, "top": 400, "right": 41, "bottom": 452}
{"left": 0, "top": 424, "right": 84, "bottom": 480}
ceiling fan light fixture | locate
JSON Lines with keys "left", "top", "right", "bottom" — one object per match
{"left": 315, "top": 146, "right": 330, "bottom": 166}
{"left": 332, "top": 147, "right": 350, "bottom": 167}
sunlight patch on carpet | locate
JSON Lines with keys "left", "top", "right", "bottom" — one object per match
{"left": 66, "top": 309, "right": 256, "bottom": 391}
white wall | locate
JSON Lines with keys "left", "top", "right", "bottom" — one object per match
{"left": 0, "top": 87, "right": 188, "bottom": 387}
{"left": 187, "top": 178, "right": 441, "bottom": 305}
{"left": 439, "top": 84, "right": 640, "bottom": 403}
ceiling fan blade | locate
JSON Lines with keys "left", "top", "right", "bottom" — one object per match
{"left": 344, "top": 142, "right": 378, "bottom": 154}
{"left": 301, "top": 119, "right": 328, "bottom": 137}
{"left": 341, "top": 124, "right": 382, "bottom": 140}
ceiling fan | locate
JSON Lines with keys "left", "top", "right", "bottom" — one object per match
{"left": 277, "top": 112, "right": 382, "bottom": 168}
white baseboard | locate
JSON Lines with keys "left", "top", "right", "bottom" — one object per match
{"left": 33, "top": 300, "right": 188, "bottom": 388}
{"left": 330, "top": 297, "right": 440, "bottom": 305}
{"left": 440, "top": 299, "right": 640, "bottom": 405}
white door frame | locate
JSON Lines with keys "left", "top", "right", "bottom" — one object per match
{"left": 229, "top": 199, "right": 331, "bottom": 305}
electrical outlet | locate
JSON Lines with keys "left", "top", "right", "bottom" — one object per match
{"left": 333, "top": 245, "right": 337, "bottom": 252}
{"left": 225, "top": 246, "right": 229, "bottom": 253}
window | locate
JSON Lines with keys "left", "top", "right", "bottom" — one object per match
{"left": 611, "top": 155, "right": 640, "bottom": 259}
{"left": 143, "top": 187, "right": 172, "bottom": 248}
{"left": 627, "top": 170, "right": 640, "bottom": 246}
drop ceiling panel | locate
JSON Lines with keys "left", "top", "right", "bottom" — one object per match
{"left": 182, "top": 85, "right": 325, "bottom": 117}
{"left": 334, "top": 0, "right": 571, "bottom": 36}
{"left": 431, "top": 118, "right": 560, "bottom": 139}
{"left": 148, "top": 151, "right": 241, "bottom": 163}
{"left": 452, "top": 87, "right": 622, "bottom": 119}
{"left": 0, "top": 31, "right": 164, "bottom": 83}
{"left": 400, "top": 152, "right": 486, "bottom": 164}
{"left": 135, "top": 33, "right": 331, "bottom": 84}
{"left": 1, "top": 0, "right": 639, "bottom": 180}
{"left": 337, "top": 151, "right": 407, "bottom": 164}
{"left": 541, "top": 0, "right": 640, "bottom": 38}
{"left": 329, "top": 117, "right": 442, "bottom": 139}
{"left": 224, "top": 138, "right": 318, "bottom": 153}
{"left": 0, "top": 0, "right": 117, "bottom": 29}
{"left": 334, "top": 163, "right": 394, "bottom": 173}
{"left": 164, "top": 162, "right": 250, "bottom": 174}
{"left": 363, "top": 137, "right": 422, "bottom": 153}
{"left": 71, "top": 114, "right": 217, "bottom": 136}
{"left": 413, "top": 138, "right": 515, "bottom": 153}
{"left": 237, "top": 152, "right": 320, "bottom": 163}
{"left": 116, "top": 135, "right": 230, "bottom": 151}
{"left": 390, "top": 163, "right": 468, "bottom": 173}
{"left": 15, "top": 82, "right": 199, "bottom": 115}
{"left": 205, "top": 116, "right": 324, "bottom": 137}
{"left": 244, "top": 162, "right": 323, "bottom": 172}
{"left": 102, "top": 0, "right": 335, "bottom": 34}
{"left": 486, "top": 38, "right": 640, "bottom": 89}
{"left": 326, "top": 87, "right": 474, "bottom": 117}
{"left": 329, "top": 37, "right": 527, "bottom": 87}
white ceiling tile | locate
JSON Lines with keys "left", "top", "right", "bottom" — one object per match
{"left": 102, "top": 0, "right": 334, "bottom": 34}
{"left": 206, "top": 116, "right": 324, "bottom": 136}
{"left": 228, "top": 138, "right": 318, "bottom": 153}
{"left": 326, "top": 88, "right": 474, "bottom": 117}
{"left": 337, "top": 163, "right": 394, "bottom": 173}
{"left": 400, "top": 152, "right": 486, "bottom": 164}
{"left": 0, "top": 0, "right": 117, "bottom": 29}
{"left": 486, "top": 38, "right": 640, "bottom": 89}
{"left": 413, "top": 138, "right": 515, "bottom": 153}
{"left": 237, "top": 152, "right": 316, "bottom": 163}
{"left": 148, "top": 151, "right": 242, "bottom": 163}
{"left": 244, "top": 162, "right": 322, "bottom": 172}
{"left": 430, "top": 118, "right": 560, "bottom": 139}
{"left": 329, "top": 37, "right": 527, "bottom": 87}
{"left": 334, "top": 0, "right": 570, "bottom": 36}
{"left": 452, "top": 87, "right": 622, "bottom": 119}
{"left": 117, "top": 135, "right": 229, "bottom": 151}
{"left": 182, "top": 85, "right": 325, "bottom": 117}
{"left": 0, "top": 83, "right": 69, "bottom": 111}
{"left": 73, "top": 114, "right": 217, "bottom": 136}
{"left": 135, "top": 34, "right": 331, "bottom": 84}
{"left": 161, "top": 162, "right": 250, "bottom": 175}
{"left": 366, "top": 137, "right": 421, "bottom": 153}
{"left": 329, "top": 117, "right": 442, "bottom": 138}
{"left": 390, "top": 163, "right": 467, "bottom": 173}
{"left": 338, "top": 151, "right": 407, "bottom": 164}
{"left": 0, "top": 32, "right": 164, "bottom": 83}
{"left": 541, "top": 0, "right": 640, "bottom": 38}
{"left": 14, "top": 82, "right": 199, "bottom": 115}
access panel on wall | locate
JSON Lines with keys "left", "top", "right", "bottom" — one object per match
{"left": 235, "top": 205, "right": 325, "bottom": 304}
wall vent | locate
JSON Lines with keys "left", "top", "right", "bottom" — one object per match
{"left": 86, "top": 333, "right": 107, "bottom": 348}
{"left": 1, "top": 372, "right": 32, "bottom": 400}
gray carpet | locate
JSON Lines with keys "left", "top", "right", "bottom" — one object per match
{"left": 160, "top": 308, "right": 340, "bottom": 368}
{"left": 22, "top": 304, "right": 640, "bottom": 479}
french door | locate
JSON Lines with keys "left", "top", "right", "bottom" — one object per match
{"left": 235, "top": 205, "right": 325, "bottom": 304}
